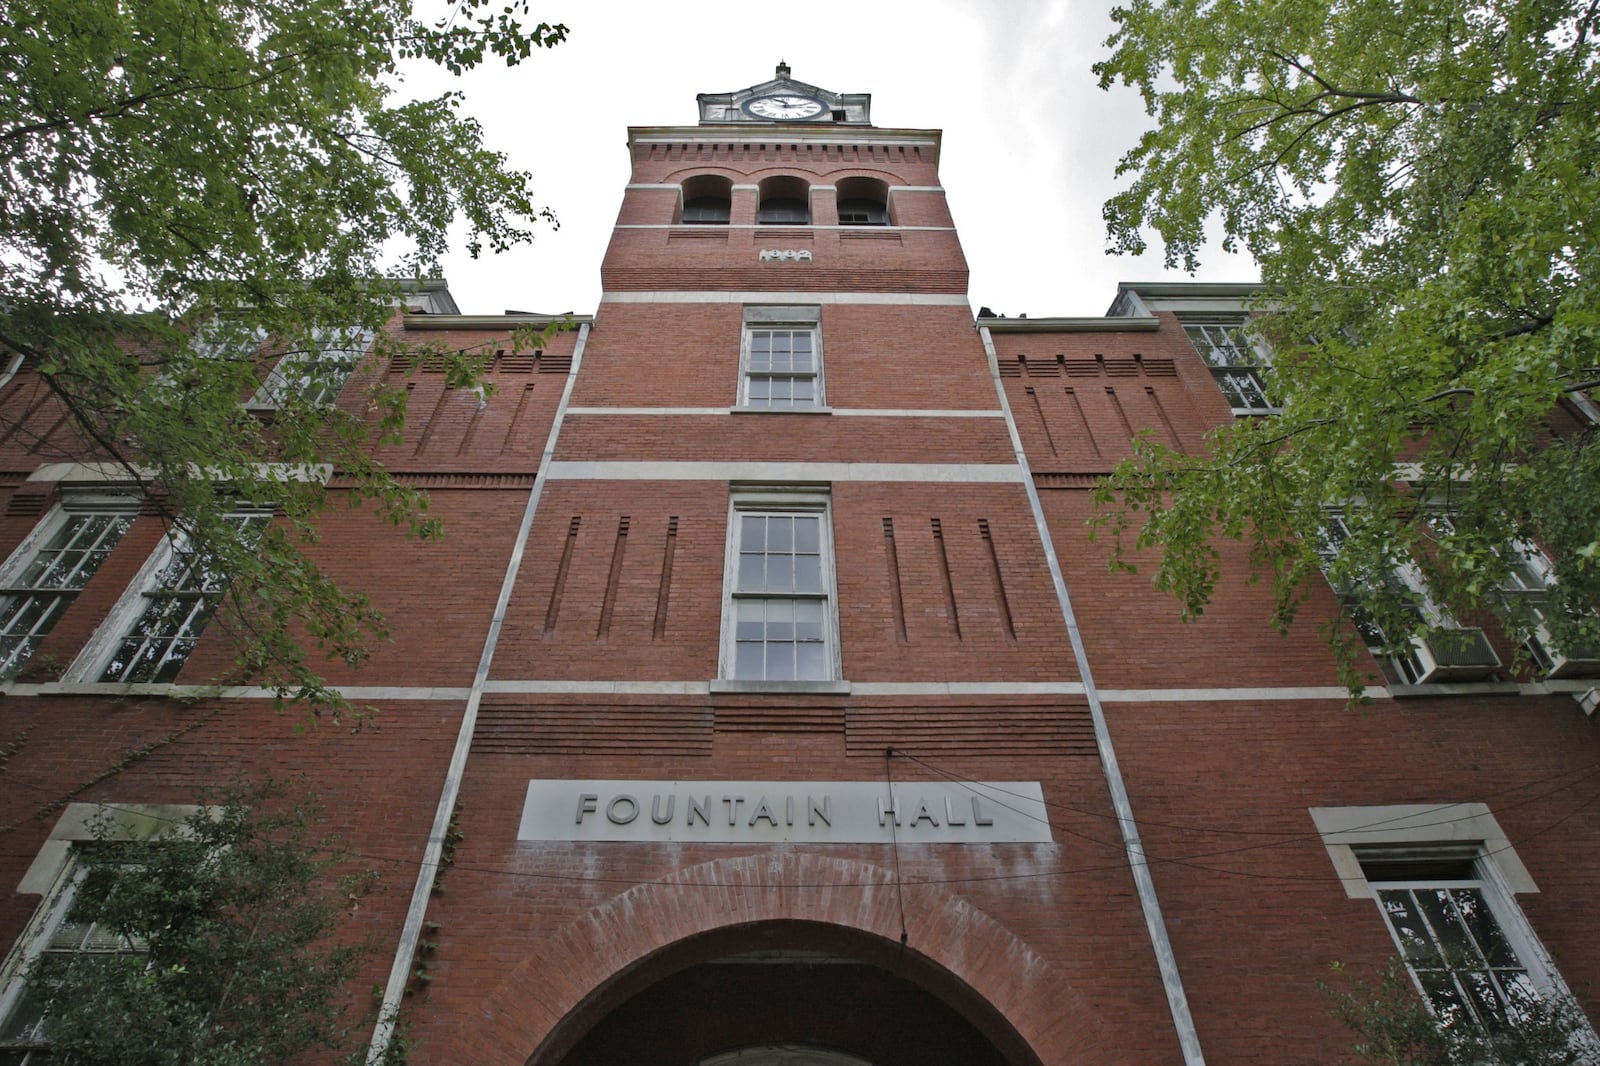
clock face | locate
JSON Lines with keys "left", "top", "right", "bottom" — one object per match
{"left": 743, "top": 94, "right": 827, "bottom": 121}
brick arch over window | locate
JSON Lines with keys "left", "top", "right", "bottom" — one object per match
{"left": 757, "top": 175, "right": 812, "bottom": 224}
{"left": 446, "top": 852, "right": 1110, "bottom": 1065}
{"left": 834, "top": 176, "right": 891, "bottom": 225}
{"left": 679, "top": 173, "right": 733, "bottom": 225}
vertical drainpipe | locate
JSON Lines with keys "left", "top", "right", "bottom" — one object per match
{"left": 367, "top": 321, "right": 592, "bottom": 1063}
{"left": 979, "top": 324, "right": 1206, "bottom": 1066}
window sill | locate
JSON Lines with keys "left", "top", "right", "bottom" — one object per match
{"left": 1386, "top": 681, "right": 1521, "bottom": 699}
{"left": 729, "top": 406, "right": 833, "bottom": 416}
{"left": 4, "top": 680, "right": 230, "bottom": 698}
{"left": 709, "top": 679, "right": 851, "bottom": 695}
{"left": 1230, "top": 407, "right": 1282, "bottom": 417}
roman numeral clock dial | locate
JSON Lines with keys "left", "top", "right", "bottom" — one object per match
{"left": 742, "top": 94, "right": 827, "bottom": 120}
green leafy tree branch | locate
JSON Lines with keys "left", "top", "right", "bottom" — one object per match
{"left": 0, "top": 1, "right": 567, "bottom": 714}
{"left": 1093, "top": 0, "right": 1600, "bottom": 687}
{"left": 15, "top": 782, "right": 390, "bottom": 1065}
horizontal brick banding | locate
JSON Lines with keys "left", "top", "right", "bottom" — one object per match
{"left": 713, "top": 701, "right": 845, "bottom": 733}
{"left": 846, "top": 701, "right": 1097, "bottom": 757}
{"left": 473, "top": 698, "right": 713, "bottom": 756}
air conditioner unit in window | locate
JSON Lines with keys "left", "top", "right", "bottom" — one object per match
{"left": 1409, "top": 627, "right": 1500, "bottom": 683}
{"left": 1527, "top": 627, "right": 1600, "bottom": 679}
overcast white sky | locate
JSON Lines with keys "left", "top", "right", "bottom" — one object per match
{"left": 409, "top": 0, "right": 1259, "bottom": 317}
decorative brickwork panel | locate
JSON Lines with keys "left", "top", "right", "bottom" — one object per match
{"left": 475, "top": 699, "right": 713, "bottom": 756}
{"left": 846, "top": 702, "right": 1096, "bottom": 757}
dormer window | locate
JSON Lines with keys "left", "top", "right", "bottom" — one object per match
{"left": 680, "top": 175, "right": 732, "bottom": 225}
{"left": 757, "top": 176, "right": 810, "bottom": 225}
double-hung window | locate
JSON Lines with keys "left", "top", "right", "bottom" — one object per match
{"left": 1182, "top": 320, "right": 1274, "bottom": 413}
{"left": 1365, "top": 852, "right": 1541, "bottom": 1032}
{"left": 1312, "top": 804, "right": 1595, "bottom": 1050}
{"left": 1496, "top": 543, "right": 1600, "bottom": 678}
{"left": 741, "top": 307, "right": 823, "bottom": 409}
{"left": 1316, "top": 512, "right": 1499, "bottom": 685}
{"left": 249, "top": 328, "right": 369, "bottom": 409}
{"left": 722, "top": 493, "right": 838, "bottom": 682}
{"left": 0, "top": 853, "right": 146, "bottom": 1063}
{"left": 85, "top": 511, "right": 271, "bottom": 684}
{"left": 0, "top": 499, "right": 136, "bottom": 680}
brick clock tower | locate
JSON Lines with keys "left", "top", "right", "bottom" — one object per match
{"left": 442, "top": 65, "right": 1121, "bottom": 1063}
{"left": 403, "top": 64, "right": 1209, "bottom": 1065}
{"left": 4, "top": 66, "right": 1598, "bottom": 1066}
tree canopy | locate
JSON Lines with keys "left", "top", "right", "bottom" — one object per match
{"left": 0, "top": 1, "right": 564, "bottom": 709}
{"left": 1094, "top": 0, "right": 1600, "bottom": 689}
{"left": 10, "top": 784, "right": 382, "bottom": 1065}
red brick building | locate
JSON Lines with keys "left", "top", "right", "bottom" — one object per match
{"left": 2, "top": 66, "right": 1598, "bottom": 1065}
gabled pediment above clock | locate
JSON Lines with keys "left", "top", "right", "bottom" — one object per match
{"left": 697, "top": 62, "right": 872, "bottom": 125}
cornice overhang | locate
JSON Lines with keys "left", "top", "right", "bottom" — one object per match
{"left": 402, "top": 313, "right": 592, "bottom": 330}
{"left": 629, "top": 126, "right": 941, "bottom": 164}
{"left": 981, "top": 316, "right": 1162, "bottom": 333}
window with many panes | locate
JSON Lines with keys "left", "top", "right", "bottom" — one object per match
{"left": 1315, "top": 512, "right": 1499, "bottom": 685}
{"left": 722, "top": 494, "right": 837, "bottom": 682}
{"left": 0, "top": 854, "right": 145, "bottom": 1063}
{"left": 1366, "top": 853, "right": 1540, "bottom": 1033}
{"left": 0, "top": 499, "right": 136, "bottom": 680}
{"left": 1312, "top": 805, "right": 1596, "bottom": 1052}
{"left": 1495, "top": 542, "right": 1600, "bottom": 678}
{"left": 249, "top": 328, "right": 369, "bottom": 409}
{"left": 1316, "top": 512, "right": 1422, "bottom": 681}
{"left": 741, "top": 307, "right": 822, "bottom": 409}
{"left": 86, "top": 512, "right": 271, "bottom": 684}
{"left": 1182, "top": 320, "right": 1274, "bottom": 413}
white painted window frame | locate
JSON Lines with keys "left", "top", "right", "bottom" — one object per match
{"left": 246, "top": 327, "right": 371, "bottom": 410}
{"left": 1180, "top": 318, "right": 1277, "bottom": 415}
{"left": 1311, "top": 804, "right": 1594, "bottom": 1042}
{"left": 0, "top": 803, "right": 200, "bottom": 1059}
{"left": 1495, "top": 540, "right": 1600, "bottom": 678}
{"left": 1318, "top": 511, "right": 1500, "bottom": 685}
{"left": 66, "top": 509, "right": 272, "bottom": 684}
{"left": 718, "top": 488, "right": 841, "bottom": 683}
{"left": 0, "top": 492, "right": 140, "bottom": 681}
{"left": 0, "top": 352, "right": 25, "bottom": 391}
{"left": 738, "top": 306, "right": 825, "bottom": 410}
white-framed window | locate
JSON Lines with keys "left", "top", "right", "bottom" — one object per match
{"left": 1316, "top": 512, "right": 1499, "bottom": 685}
{"left": 248, "top": 328, "right": 369, "bottom": 409}
{"left": 1496, "top": 542, "right": 1600, "bottom": 679}
{"left": 0, "top": 855, "right": 145, "bottom": 1061}
{"left": 0, "top": 803, "right": 195, "bottom": 1064}
{"left": 721, "top": 491, "right": 839, "bottom": 682}
{"left": 741, "top": 306, "right": 823, "bottom": 409}
{"left": 1182, "top": 320, "right": 1274, "bottom": 413}
{"left": 1311, "top": 804, "right": 1594, "bottom": 1045}
{"left": 0, "top": 352, "right": 25, "bottom": 391}
{"left": 1367, "top": 854, "right": 1542, "bottom": 1031}
{"left": 72, "top": 510, "right": 271, "bottom": 684}
{"left": 0, "top": 495, "right": 138, "bottom": 680}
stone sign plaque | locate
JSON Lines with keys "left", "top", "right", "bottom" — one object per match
{"left": 518, "top": 780, "right": 1052, "bottom": 844}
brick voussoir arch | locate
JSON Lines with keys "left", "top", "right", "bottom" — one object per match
{"left": 450, "top": 851, "right": 1110, "bottom": 1065}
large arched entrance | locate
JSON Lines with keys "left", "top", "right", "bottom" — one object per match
{"left": 447, "top": 852, "right": 1110, "bottom": 1064}
{"left": 541, "top": 921, "right": 1030, "bottom": 1065}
